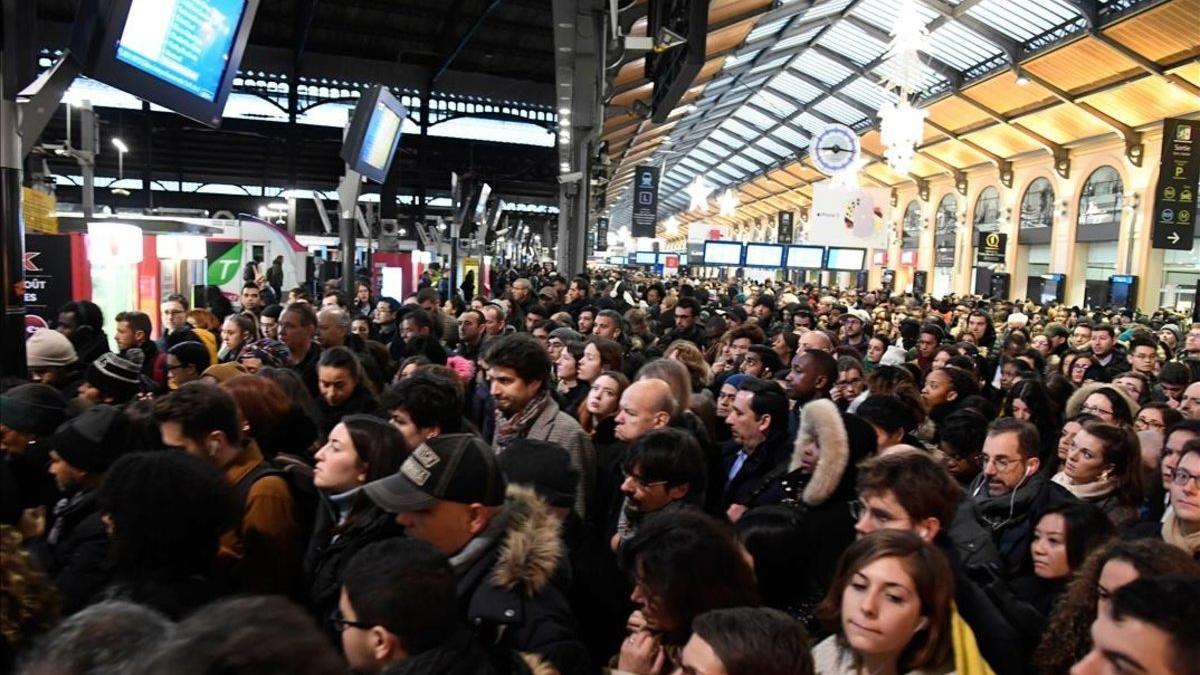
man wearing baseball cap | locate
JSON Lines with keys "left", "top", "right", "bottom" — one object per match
{"left": 364, "top": 434, "right": 588, "bottom": 674}
{"left": 840, "top": 308, "right": 871, "bottom": 357}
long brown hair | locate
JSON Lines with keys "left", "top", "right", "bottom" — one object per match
{"left": 1079, "top": 421, "right": 1145, "bottom": 507}
{"left": 578, "top": 370, "right": 629, "bottom": 434}
{"left": 816, "top": 530, "right": 954, "bottom": 673}
{"left": 1033, "top": 539, "right": 1200, "bottom": 674}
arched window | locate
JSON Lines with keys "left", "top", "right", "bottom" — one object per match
{"left": 902, "top": 200, "right": 921, "bottom": 250}
{"left": 935, "top": 194, "right": 957, "bottom": 268}
{"left": 974, "top": 186, "right": 1000, "bottom": 233}
{"left": 936, "top": 194, "right": 958, "bottom": 237}
{"left": 1020, "top": 178, "right": 1054, "bottom": 231}
{"left": 1078, "top": 166, "right": 1123, "bottom": 230}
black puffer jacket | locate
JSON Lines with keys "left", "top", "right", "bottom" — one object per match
{"left": 303, "top": 497, "right": 404, "bottom": 629}
{"left": 315, "top": 384, "right": 385, "bottom": 437}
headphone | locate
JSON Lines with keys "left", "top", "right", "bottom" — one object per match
{"left": 913, "top": 618, "right": 930, "bottom": 634}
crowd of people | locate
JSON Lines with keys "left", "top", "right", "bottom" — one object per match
{"left": 3, "top": 263, "right": 1200, "bottom": 675}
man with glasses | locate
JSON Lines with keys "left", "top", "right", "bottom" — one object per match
{"left": 613, "top": 428, "right": 706, "bottom": 552}
{"left": 156, "top": 293, "right": 190, "bottom": 351}
{"left": 1127, "top": 336, "right": 1160, "bottom": 383}
{"left": 830, "top": 356, "right": 866, "bottom": 412}
{"left": 661, "top": 296, "right": 705, "bottom": 349}
{"left": 335, "top": 538, "right": 486, "bottom": 673}
{"left": 968, "top": 418, "right": 1074, "bottom": 576}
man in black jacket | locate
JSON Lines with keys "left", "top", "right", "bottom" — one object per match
{"left": 660, "top": 297, "right": 706, "bottom": 349}
{"left": 720, "top": 377, "right": 791, "bottom": 520}
{"left": 29, "top": 405, "right": 130, "bottom": 614}
{"left": 364, "top": 434, "right": 589, "bottom": 675}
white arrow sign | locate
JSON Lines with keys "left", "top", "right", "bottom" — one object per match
{"left": 1169, "top": 231, "right": 1180, "bottom": 244}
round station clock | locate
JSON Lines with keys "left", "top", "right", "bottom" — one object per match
{"left": 811, "top": 123, "right": 861, "bottom": 175}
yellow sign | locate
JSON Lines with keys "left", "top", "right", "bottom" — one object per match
{"left": 985, "top": 232, "right": 1001, "bottom": 249}
{"left": 22, "top": 188, "right": 58, "bottom": 234}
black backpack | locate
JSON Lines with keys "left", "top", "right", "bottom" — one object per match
{"left": 232, "top": 454, "right": 319, "bottom": 549}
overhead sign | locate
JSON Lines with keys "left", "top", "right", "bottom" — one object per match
{"left": 595, "top": 217, "right": 609, "bottom": 252}
{"left": 976, "top": 231, "right": 1007, "bottom": 264}
{"left": 1151, "top": 118, "right": 1199, "bottom": 250}
{"left": 631, "top": 165, "right": 659, "bottom": 238}
{"left": 777, "top": 211, "right": 794, "bottom": 243}
{"left": 809, "top": 184, "right": 888, "bottom": 248}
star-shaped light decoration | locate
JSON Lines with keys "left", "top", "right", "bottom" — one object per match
{"left": 718, "top": 189, "right": 739, "bottom": 216}
{"left": 686, "top": 176, "right": 713, "bottom": 212}
{"left": 664, "top": 215, "right": 680, "bottom": 234}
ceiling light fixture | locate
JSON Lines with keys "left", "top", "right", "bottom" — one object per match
{"left": 718, "top": 189, "right": 739, "bottom": 216}
{"left": 877, "top": 0, "right": 928, "bottom": 176}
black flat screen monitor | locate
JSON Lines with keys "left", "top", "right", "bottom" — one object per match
{"left": 87, "top": 0, "right": 260, "bottom": 128}
{"left": 786, "top": 245, "right": 824, "bottom": 269}
{"left": 744, "top": 243, "right": 785, "bottom": 268}
{"left": 340, "top": 86, "right": 407, "bottom": 184}
{"left": 634, "top": 251, "right": 658, "bottom": 265}
{"left": 703, "top": 240, "right": 743, "bottom": 266}
{"left": 825, "top": 247, "right": 867, "bottom": 271}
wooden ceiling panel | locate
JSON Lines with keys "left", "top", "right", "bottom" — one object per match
{"left": 960, "top": 124, "right": 1045, "bottom": 157}
{"left": 740, "top": 183, "right": 772, "bottom": 198}
{"left": 920, "top": 139, "right": 993, "bottom": 169}
{"left": 706, "top": 21, "right": 757, "bottom": 56}
{"left": 924, "top": 97, "right": 993, "bottom": 134}
{"left": 709, "top": 0, "right": 774, "bottom": 25}
{"left": 613, "top": 60, "right": 646, "bottom": 88}
{"left": 908, "top": 154, "right": 949, "bottom": 178}
{"left": 1172, "top": 62, "right": 1200, "bottom": 87}
{"left": 960, "top": 71, "right": 1056, "bottom": 116}
{"left": 1011, "top": 104, "right": 1114, "bottom": 144}
{"left": 1022, "top": 37, "right": 1142, "bottom": 94}
{"left": 860, "top": 131, "right": 885, "bottom": 157}
{"left": 607, "top": 82, "right": 652, "bottom": 110}
{"left": 863, "top": 162, "right": 904, "bottom": 186}
{"left": 766, "top": 168, "right": 802, "bottom": 187}
{"left": 1103, "top": 0, "right": 1200, "bottom": 64}
{"left": 1081, "top": 76, "right": 1200, "bottom": 127}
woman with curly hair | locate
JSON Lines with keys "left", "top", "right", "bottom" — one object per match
{"left": 0, "top": 525, "right": 59, "bottom": 669}
{"left": 1032, "top": 538, "right": 1200, "bottom": 674}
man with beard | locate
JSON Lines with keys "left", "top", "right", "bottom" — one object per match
{"left": 612, "top": 428, "right": 706, "bottom": 553}
{"left": 840, "top": 309, "right": 870, "bottom": 356}
{"left": 486, "top": 334, "right": 595, "bottom": 520}
{"left": 967, "top": 418, "right": 1073, "bottom": 577}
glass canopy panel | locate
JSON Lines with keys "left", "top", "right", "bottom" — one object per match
{"left": 750, "top": 89, "right": 798, "bottom": 118}
{"left": 768, "top": 70, "right": 825, "bottom": 102}
{"left": 966, "top": 0, "right": 1083, "bottom": 41}
{"left": 926, "top": 22, "right": 1005, "bottom": 70}
{"left": 817, "top": 22, "right": 887, "bottom": 66}
{"left": 791, "top": 50, "right": 855, "bottom": 85}
{"left": 733, "top": 106, "right": 779, "bottom": 130}
{"left": 813, "top": 98, "right": 869, "bottom": 126}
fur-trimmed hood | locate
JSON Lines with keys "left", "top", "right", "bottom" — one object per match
{"left": 791, "top": 399, "right": 851, "bottom": 506}
{"left": 491, "top": 484, "right": 564, "bottom": 596}
{"left": 1065, "top": 381, "right": 1138, "bottom": 421}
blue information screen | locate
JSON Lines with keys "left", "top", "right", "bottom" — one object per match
{"left": 115, "top": 0, "right": 246, "bottom": 102}
{"left": 358, "top": 101, "right": 403, "bottom": 172}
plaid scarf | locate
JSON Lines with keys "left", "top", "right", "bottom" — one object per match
{"left": 493, "top": 388, "right": 551, "bottom": 452}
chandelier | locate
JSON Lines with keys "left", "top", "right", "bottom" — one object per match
{"left": 878, "top": 0, "right": 929, "bottom": 176}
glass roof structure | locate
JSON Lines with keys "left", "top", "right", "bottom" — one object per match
{"left": 603, "top": 0, "right": 1193, "bottom": 228}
